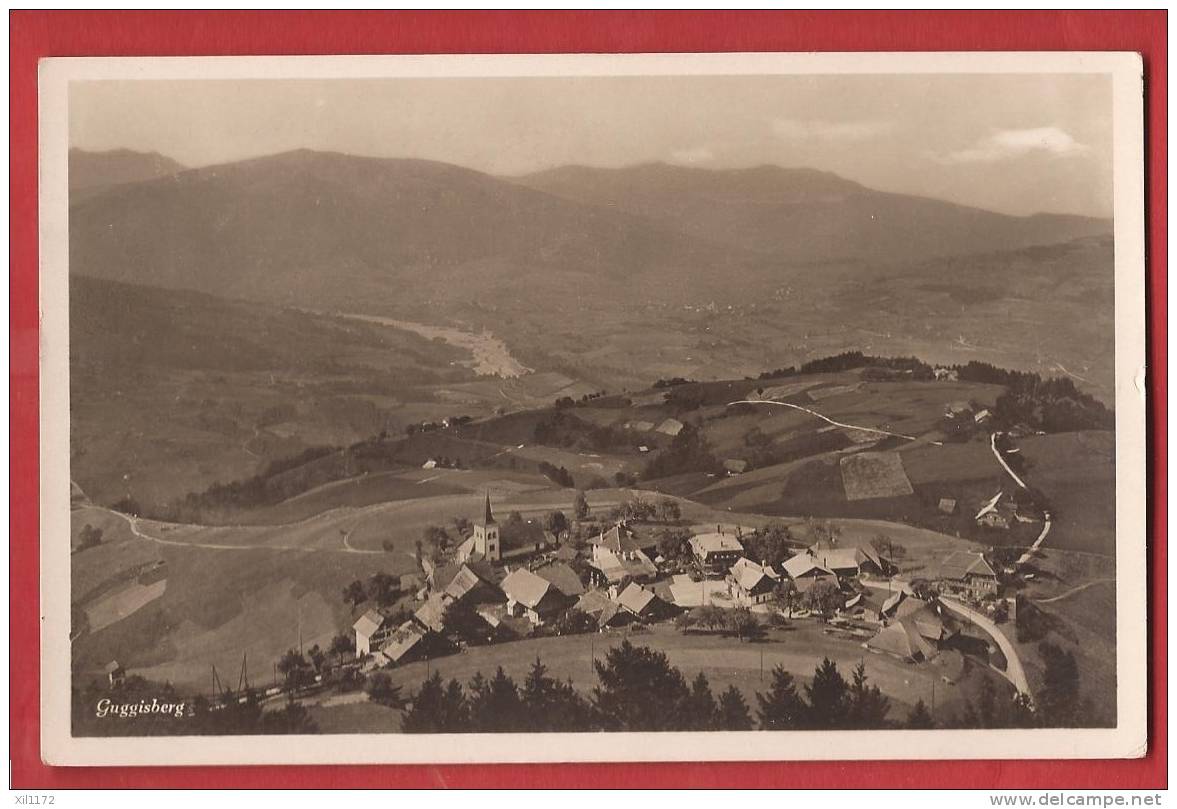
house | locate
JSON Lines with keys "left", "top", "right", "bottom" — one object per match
{"left": 616, "top": 582, "right": 670, "bottom": 622}
{"left": 866, "top": 596, "right": 959, "bottom": 662}
{"left": 974, "top": 409, "right": 992, "bottom": 424}
{"left": 655, "top": 418, "right": 685, "bottom": 437}
{"left": 808, "top": 539, "right": 886, "bottom": 578}
{"left": 591, "top": 523, "right": 658, "bottom": 557}
{"left": 444, "top": 562, "right": 505, "bottom": 606}
{"left": 413, "top": 593, "right": 450, "bottom": 634}
{"left": 638, "top": 445, "right": 650, "bottom": 453}
{"left": 782, "top": 551, "right": 837, "bottom": 593}
{"left": 500, "top": 567, "right": 570, "bottom": 625}
{"left": 105, "top": 660, "right": 125, "bottom": 689}
{"left": 353, "top": 609, "right": 396, "bottom": 657}
{"left": 727, "top": 557, "right": 780, "bottom": 606}
{"left": 933, "top": 367, "right": 959, "bottom": 382}
{"left": 667, "top": 575, "right": 726, "bottom": 609}
{"left": 977, "top": 510, "right": 1011, "bottom": 529}
{"left": 500, "top": 518, "right": 557, "bottom": 558}
{"left": 533, "top": 561, "right": 586, "bottom": 598}
{"left": 575, "top": 590, "right": 631, "bottom": 629}
{"left": 866, "top": 620, "right": 937, "bottom": 662}
{"left": 422, "top": 459, "right": 438, "bottom": 470}
{"left": 937, "top": 550, "right": 1000, "bottom": 598}
{"left": 937, "top": 498, "right": 958, "bottom": 515}
{"left": 944, "top": 401, "right": 971, "bottom": 418}
{"left": 689, "top": 530, "right": 745, "bottom": 575}
{"left": 723, "top": 459, "right": 749, "bottom": 475}
{"left": 974, "top": 491, "right": 1012, "bottom": 529}
{"left": 627, "top": 420, "right": 656, "bottom": 432}
{"left": 376, "top": 621, "right": 429, "bottom": 666}
{"left": 587, "top": 544, "right": 658, "bottom": 588}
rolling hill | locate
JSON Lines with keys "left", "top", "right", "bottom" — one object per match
{"left": 513, "top": 162, "right": 1111, "bottom": 265}
{"left": 69, "top": 147, "right": 187, "bottom": 202}
{"left": 68, "top": 150, "right": 747, "bottom": 310}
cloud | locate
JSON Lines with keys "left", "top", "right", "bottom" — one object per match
{"left": 670, "top": 145, "right": 715, "bottom": 164}
{"left": 934, "top": 127, "right": 1089, "bottom": 164}
{"left": 772, "top": 117, "right": 896, "bottom": 141}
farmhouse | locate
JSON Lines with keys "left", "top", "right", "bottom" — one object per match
{"left": 936, "top": 551, "right": 1000, "bottom": 599}
{"left": 808, "top": 539, "right": 886, "bottom": 578}
{"left": 376, "top": 621, "right": 429, "bottom": 666}
{"left": 414, "top": 593, "right": 449, "bottom": 634}
{"left": 727, "top": 557, "right": 780, "bottom": 606}
{"left": 933, "top": 367, "right": 959, "bottom": 382}
{"left": 866, "top": 596, "right": 958, "bottom": 662}
{"left": 866, "top": 620, "right": 937, "bottom": 662}
{"left": 591, "top": 523, "right": 658, "bottom": 558}
{"left": 938, "top": 498, "right": 958, "bottom": 515}
{"left": 500, "top": 567, "right": 570, "bottom": 625}
{"left": 353, "top": 609, "right": 396, "bottom": 657}
{"left": 616, "top": 582, "right": 670, "bottom": 622}
{"left": 782, "top": 551, "right": 837, "bottom": 593}
{"left": 587, "top": 544, "right": 658, "bottom": 588}
{"left": 443, "top": 562, "right": 505, "bottom": 606}
{"left": 575, "top": 590, "right": 631, "bottom": 629}
{"left": 689, "top": 530, "right": 745, "bottom": 575}
{"left": 532, "top": 560, "right": 586, "bottom": 598}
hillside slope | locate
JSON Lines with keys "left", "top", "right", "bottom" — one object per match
{"left": 68, "top": 150, "right": 747, "bottom": 310}
{"left": 514, "top": 162, "right": 1111, "bottom": 264}
{"left": 69, "top": 148, "right": 186, "bottom": 202}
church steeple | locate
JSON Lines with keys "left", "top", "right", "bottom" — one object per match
{"left": 481, "top": 491, "right": 496, "bottom": 526}
{"left": 473, "top": 491, "right": 500, "bottom": 562}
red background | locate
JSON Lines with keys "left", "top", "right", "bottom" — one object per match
{"left": 9, "top": 10, "right": 1167, "bottom": 789}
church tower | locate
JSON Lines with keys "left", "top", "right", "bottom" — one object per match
{"left": 473, "top": 492, "right": 500, "bottom": 561}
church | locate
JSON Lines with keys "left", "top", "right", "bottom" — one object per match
{"left": 455, "top": 493, "right": 556, "bottom": 565}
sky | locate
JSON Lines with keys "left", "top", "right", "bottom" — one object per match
{"left": 70, "top": 73, "right": 1113, "bottom": 218}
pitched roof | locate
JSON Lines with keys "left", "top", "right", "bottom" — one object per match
{"left": 500, "top": 518, "right": 551, "bottom": 551}
{"left": 938, "top": 550, "right": 998, "bottom": 581}
{"left": 617, "top": 582, "right": 659, "bottom": 616}
{"left": 592, "top": 523, "right": 655, "bottom": 554}
{"left": 414, "top": 594, "right": 449, "bottom": 633}
{"left": 809, "top": 539, "right": 884, "bottom": 572}
{"left": 533, "top": 561, "right": 586, "bottom": 597}
{"left": 479, "top": 492, "right": 496, "bottom": 526}
{"left": 723, "top": 459, "right": 749, "bottom": 473}
{"left": 728, "top": 557, "right": 778, "bottom": 593}
{"left": 500, "top": 568, "right": 554, "bottom": 609}
{"left": 429, "top": 562, "right": 463, "bottom": 593}
{"left": 689, "top": 531, "right": 744, "bottom": 557}
{"left": 444, "top": 564, "right": 503, "bottom": 603}
{"left": 353, "top": 609, "right": 385, "bottom": 637}
{"left": 104, "top": 660, "right": 123, "bottom": 674}
{"left": 575, "top": 590, "right": 627, "bottom": 627}
{"left": 589, "top": 545, "right": 657, "bottom": 583}
{"left": 867, "top": 620, "right": 936, "bottom": 661}
{"left": 379, "top": 621, "right": 426, "bottom": 663}
{"left": 782, "top": 551, "right": 834, "bottom": 580}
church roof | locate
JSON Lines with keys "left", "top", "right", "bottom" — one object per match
{"left": 479, "top": 492, "right": 496, "bottom": 526}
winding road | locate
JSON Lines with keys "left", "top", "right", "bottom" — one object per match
{"left": 988, "top": 432, "right": 1053, "bottom": 567}
{"left": 727, "top": 399, "right": 943, "bottom": 446}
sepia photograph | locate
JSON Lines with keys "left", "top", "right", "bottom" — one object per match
{"left": 37, "top": 51, "right": 1147, "bottom": 766}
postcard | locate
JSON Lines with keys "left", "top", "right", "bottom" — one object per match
{"left": 39, "top": 50, "right": 1146, "bottom": 765}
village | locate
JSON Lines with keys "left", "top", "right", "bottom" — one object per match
{"left": 346, "top": 490, "right": 1014, "bottom": 698}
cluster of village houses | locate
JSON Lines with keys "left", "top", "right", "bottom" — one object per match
{"left": 354, "top": 495, "right": 1002, "bottom": 674}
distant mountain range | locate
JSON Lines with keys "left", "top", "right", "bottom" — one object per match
{"left": 68, "top": 148, "right": 1111, "bottom": 311}
{"left": 69, "top": 148, "right": 188, "bottom": 203}
{"left": 514, "top": 162, "right": 1110, "bottom": 265}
